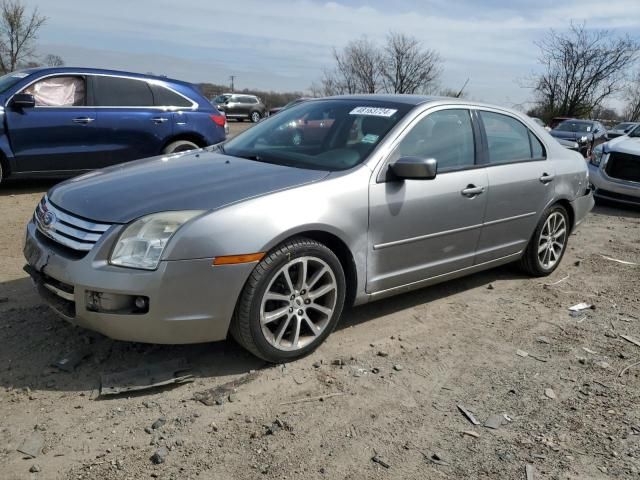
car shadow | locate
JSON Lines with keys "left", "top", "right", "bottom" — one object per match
{"left": 591, "top": 200, "right": 640, "bottom": 219}
{"left": 0, "top": 178, "right": 59, "bottom": 196}
{"left": 0, "top": 263, "right": 525, "bottom": 395}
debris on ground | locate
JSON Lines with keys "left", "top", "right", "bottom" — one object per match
{"left": 377, "top": 351, "right": 389, "bottom": 357}
{"left": 484, "top": 414, "right": 504, "bottom": 430}
{"left": 457, "top": 404, "right": 481, "bottom": 425}
{"left": 17, "top": 432, "right": 44, "bottom": 458}
{"left": 568, "top": 303, "right": 594, "bottom": 312}
{"left": 620, "top": 334, "right": 640, "bottom": 348}
{"left": 150, "top": 446, "right": 168, "bottom": 464}
{"left": 52, "top": 348, "right": 92, "bottom": 372}
{"left": 525, "top": 464, "right": 535, "bottom": 480}
{"left": 264, "top": 418, "right": 292, "bottom": 436}
{"left": 544, "top": 388, "right": 556, "bottom": 399}
{"left": 600, "top": 255, "right": 638, "bottom": 266}
{"left": 371, "top": 454, "right": 390, "bottom": 468}
{"left": 427, "top": 452, "right": 449, "bottom": 466}
{"left": 516, "top": 349, "right": 529, "bottom": 358}
{"left": 193, "top": 371, "right": 258, "bottom": 406}
{"left": 100, "top": 358, "right": 193, "bottom": 396}
{"left": 393, "top": 364, "right": 403, "bottom": 371}
{"left": 29, "top": 464, "right": 41, "bottom": 473}
{"left": 151, "top": 417, "right": 166, "bottom": 430}
{"left": 461, "top": 430, "right": 480, "bottom": 438}
{"left": 279, "top": 392, "right": 344, "bottom": 405}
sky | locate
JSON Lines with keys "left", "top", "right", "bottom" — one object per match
{"left": 29, "top": 0, "right": 640, "bottom": 110}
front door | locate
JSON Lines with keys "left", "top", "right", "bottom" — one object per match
{"left": 474, "top": 110, "right": 556, "bottom": 264}
{"left": 368, "top": 107, "right": 488, "bottom": 293}
{"left": 6, "top": 75, "right": 100, "bottom": 173}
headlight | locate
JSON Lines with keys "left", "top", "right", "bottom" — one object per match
{"left": 579, "top": 135, "right": 589, "bottom": 143}
{"left": 110, "top": 211, "right": 204, "bottom": 270}
{"left": 590, "top": 147, "right": 606, "bottom": 166}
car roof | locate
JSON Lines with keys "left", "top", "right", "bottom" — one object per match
{"left": 16, "top": 66, "right": 194, "bottom": 87}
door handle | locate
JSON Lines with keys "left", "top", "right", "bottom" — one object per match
{"left": 539, "top": 173, "right": 555, "bottom": 184}
{"left": 72, "top": 117, "right": 95, "bottom": 124}
{"left": 461, "top": 185, "right": 485, "bottom": 197}
{"left": 151, "top": 117, "right": 169, "bottom": 124}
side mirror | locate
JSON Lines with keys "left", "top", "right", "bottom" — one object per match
{"left": 389, "top": 157, "right": 437, "bottom": 180}
{"left": 11, "top": 93, "right": 36, "bottom": 109}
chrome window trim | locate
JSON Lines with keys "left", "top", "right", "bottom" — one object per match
{"left": 6, "top": 72, "right": 198, "bottom": 111}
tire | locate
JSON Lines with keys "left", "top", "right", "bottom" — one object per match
{"left": 519, "top": 204, "right": 570, "bottom": 277}
{"left": 230, "top": 237, "right": 346, "bottom": 363}
{"left": 250, "top": 111, "right": 262, "bottom": 123}
{"left": 162, "top": 140, "right": 199, "bottom": 154}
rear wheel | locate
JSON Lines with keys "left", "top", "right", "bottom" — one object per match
{"left": 162, "top": 140, "right": 199, "bottom": 154}
{"left": 230, "top": 237, "right": 346, "bottom": 363}
{"left": 250, "top": 111, "right": 262, "bottom": 123}
{"left": 519, "top": 205, "right": 569, "bottom": 276}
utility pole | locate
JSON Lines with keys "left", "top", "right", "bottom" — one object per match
{"left": 230, "top": 75, "right": 236, "bottom": 93}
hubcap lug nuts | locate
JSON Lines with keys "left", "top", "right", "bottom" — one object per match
{"left": 305, "top": 299, "right": 310, "bottom": 305}
{"left": 298, "top": 309, "right": 303, "bottom": 315}
{"left": 301, "top": 289, "right": 306, "bottom": 295}
{"left": 289, "top": 307, "right": 293, "bottom": 313}
{"left": 290, "top": 294, "right": 295, "bottom": 300}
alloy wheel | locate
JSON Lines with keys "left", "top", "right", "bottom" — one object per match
{"left": 260, "top": 256, "right": 337, "bottom": 351}
{"left": 537, "top": 211, "right": 567, "bottom": 269}
{"left": 251, "top": 112, "right": 261, "bottom": 123}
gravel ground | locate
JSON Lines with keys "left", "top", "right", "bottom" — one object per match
{"left": 0, "top": 142, "right": 639, "bottom": 479}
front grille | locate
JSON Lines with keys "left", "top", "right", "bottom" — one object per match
{"left": 605, "top": 153, "right": 640, "bottom": 183}
{"left": 34, "top": 196, "right": 112, "bottom": 252}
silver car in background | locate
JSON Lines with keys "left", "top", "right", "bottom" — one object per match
{"left": 590, "top": 125, "right": 640, "bottom": 205}
{"left": 24, "top": 95, "right": 594, "bottom": 362}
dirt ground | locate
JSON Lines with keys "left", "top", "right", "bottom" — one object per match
{"left": 1, "top": 137, "right": 639, "bottom": 479}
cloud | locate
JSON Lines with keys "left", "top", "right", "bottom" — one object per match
{"left": 32, "top": 0, "right": 640, "bottom": 108}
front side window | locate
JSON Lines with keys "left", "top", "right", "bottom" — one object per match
{"left": 393, "top": 109, "right": 475, "bottom": 172}
{"left": 213, "top": 94, "right": 230, "bottom": 104}
{"left": 222, "top": 99, "right": 412, "bottom": 171}
{"left": 92, "top": 76, "right": 154, "bottom": 107}
{"left": 480, "top": 111, "right": 536, "bottom": 164}
{"left": 22, "top": 76, "right": 86, "bottom": 107}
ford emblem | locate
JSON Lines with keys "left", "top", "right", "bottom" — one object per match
{"left": 42, "top": 211, "right": 56, "bottom": 228}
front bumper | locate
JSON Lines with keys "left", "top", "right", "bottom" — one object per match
{"left": 589, "top": 163, "right": 640, "bottom": 205}
{"left": 23, "top": 221, "right": 255, "bottom": 344}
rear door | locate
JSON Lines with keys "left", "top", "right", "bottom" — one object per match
{"left": 6, "top": 74, "right": 101, "bottom": 173}
{"left": 474, "top": 109, "right": 555, "bottom": 264}
{"left": 90, "top": 75, "right": 173, "bottom": 167}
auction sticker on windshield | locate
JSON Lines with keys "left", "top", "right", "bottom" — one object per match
{"left": 350, "top": 106, "right": 397, "bottom": 117}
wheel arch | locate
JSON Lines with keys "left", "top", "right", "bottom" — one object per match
{"left": 160, "top": 132, "right": 207, "bottom": 152}
{"left": 267, "top": 229, "right": 359, "bottom": 308}
{"left": 552, "top": 198, "right": 575, "bottom": 233}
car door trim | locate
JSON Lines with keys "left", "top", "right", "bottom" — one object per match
{"left": 372, "top": 211, "right": 536, "bottom": 251}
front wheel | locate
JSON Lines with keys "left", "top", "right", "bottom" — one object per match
{"left": 519, "top": 205, "right": 569, "bottom": 276}
{"left": 230, "top": 238, "right": 346, "bottom": 362}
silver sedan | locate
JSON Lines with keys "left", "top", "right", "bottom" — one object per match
{"left": 24, "top": 95, "right": 594, "bottom": 362}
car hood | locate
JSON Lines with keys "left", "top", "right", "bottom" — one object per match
{"left": 48, "top": 150, "right": 330, "bottom": 224}
{"left": 549, "top": 130, "right": 591, "bottom": 141}
{"left": 604, "top": 135, "right": 640, "bottom": 156}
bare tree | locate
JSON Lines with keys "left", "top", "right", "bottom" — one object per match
{"left": 43, "top": 53, "right": 63, "bottom": 67}
{"left": 0, "top": 0, "right": 46, "bottom": 73}
{"left": 316, "top": 32, "right": 441, "bottom": 96}
{"left": 624, "top": 71, "right": 640, "bottom": 121}
{"left": 380, "top": 32, "right": 441, "bottom": 94}
{"left": 531, "top": 23, "right": 639, "bottom": 120}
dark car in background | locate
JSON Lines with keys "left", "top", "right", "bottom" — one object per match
{"left": 0, "top": 67, "right": 226, "bottom": 183}
{"left": 549, "top": 119, "right": 608, "bottom": 157}
{"left": 213, "top": 93, "right": 267, "bottom": 123}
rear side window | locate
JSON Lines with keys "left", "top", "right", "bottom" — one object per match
{"left": 480, "top": 111, "right": 540, "bottom": 164}
{"left": 150, "top": 84, "right": 193, "bottom": 108}
{"left": 395, "top": 109, "right": 475, "bottom": 172}
{"left": 92, "top": 76, "right": 154, "bottom": 107}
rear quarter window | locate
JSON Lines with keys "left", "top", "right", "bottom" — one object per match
{"left": 150, "top": 84, "right": 193, "bottom": 108}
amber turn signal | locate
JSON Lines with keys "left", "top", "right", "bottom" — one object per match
{"left": 213, "top": 252, "right": 265, "bottom": 265}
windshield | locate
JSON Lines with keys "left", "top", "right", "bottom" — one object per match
{"left": 222, "top": 99, "right": 412, "bottom": 171}
{"left": 612, "top": 122, "right": 635, "bottom": 131}
{"left": 213, "top": 94, "right": 230, "bottom": 104}
{"left": 555, "top": 121, "right": 593, "bottom": 133}
{"left": 0, "top": 71, "right": 30, "bottom": 93}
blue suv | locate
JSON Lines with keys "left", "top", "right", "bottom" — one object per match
{"left": 0, "top": 67, "right": 226, "bottom": 183}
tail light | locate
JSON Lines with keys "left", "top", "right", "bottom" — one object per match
{"left": 210, "top": 114, "right": 226, "bottom": 127}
